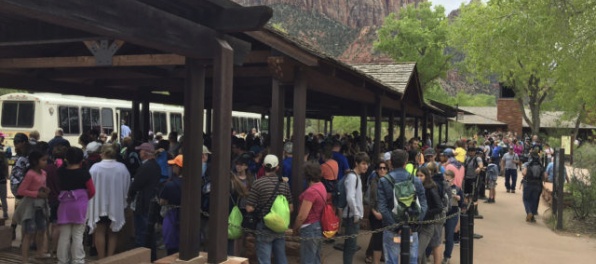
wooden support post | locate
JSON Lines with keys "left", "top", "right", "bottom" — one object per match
{"left": 324, "top": 119, "right": 328, "bottom": 135}
{"left": 360, "top": 104, "right": 368, "bottom": 152}
{"left": 373, "top": 96, "right": 382, "bottom": 160}
{"left": 206, "top": 108, "right": 212, "bottom": 135}
{"left": 439, "top": 123, "right": 443, "bottom": 145}
{"left": 400, "top": 105, "right": 406, "bottom": 149}
{"left": 285, "top": 115, "right": 291, "bottom": 140}
{"left": 445, "top": 119, "right": 449, "bottom": 143}
{"left": 141, "top": 99, "right": 150, "bottom": 141}
{"left": 291, "top": 68, "right": 306, "bottom": 208}
{"left": 329, "top": 117, "right": 334, "bottom": 136}
{"left": 429, "top": 115, "right": 435, "bottom": 147}
{"left": 208, "top": 38, "right": 234, "bottom": 263}
{"left": 388, "top": 112, "right": 395, "bottom": 149}
{"left": 414, "top": 117, "right": 419, "bottom": 139}
{"left": 422, "top": 113, "right": 428, "bottom": 145}
{"left": 270, "top": 79, "right": 285, "bottom": 159}
{"left": 179, "top": 59, "right": 205, "bottom": 261}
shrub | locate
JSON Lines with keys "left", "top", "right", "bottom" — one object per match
{"left": 567, "top": 144, "right": 596, "bottom": 220}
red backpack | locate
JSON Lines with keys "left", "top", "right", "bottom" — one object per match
{"left": 316, "top": 190, "right": 339, "bottom": 238}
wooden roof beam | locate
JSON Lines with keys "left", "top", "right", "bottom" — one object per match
{"left": 304, "top": 68, "right": 375, "bottom": 104}
{"left": 0, "top": 0, "right": 220, "bottom": 59}
{"left": 245, "top": 31, "right": 319, "bottom": 67}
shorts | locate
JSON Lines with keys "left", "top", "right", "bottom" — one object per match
{"left": 464, "top": 178, "right": 477, "bottom": 194}
{"left": 487, "top": 179, "right": 497, "bottom": 189}
{"left": 23, "top": 208, "right": 47, "bottom": 234}
{"left": 429, "top": 223, "right": 443, "bottom": 248}
{"left": 98, "top": 216, "right": 112, "bottom": 225}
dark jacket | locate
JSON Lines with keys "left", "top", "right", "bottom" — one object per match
{"left": 423, "top": 186, "right": 443, "bottom": 220}
{"left": 129, "top": 158, "right": 161, "bottom": 215}
{"left": 377, "top": 168, "right": 428, "bottom": 227}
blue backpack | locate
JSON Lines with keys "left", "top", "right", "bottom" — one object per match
{"left": 337, "top": 171, "right": 358, "bottom": 209}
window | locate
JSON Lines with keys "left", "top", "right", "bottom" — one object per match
{"left": 152, "top": 111, "right": 167, "bottom": 135}
{"left": 170, "top": 113, "right": 183, "bottom": 134}
{"left": 101, "top": 108, "right": 114, "bottom": 134}
{"left": 81, "top": 107, "right": 100, "bottom": 134}
{"left": 58, "top": 106, "right": 80, "bottom": 134}
{"left": 1, "top": 101, "right": 34, "bottom": 128}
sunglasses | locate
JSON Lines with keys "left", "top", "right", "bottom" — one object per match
{"left": 378, "top": 167, "right": 388, "bottom": 170}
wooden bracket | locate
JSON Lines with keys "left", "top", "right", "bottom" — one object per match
{"left": 83, "top": 39, "right": 125, "bottom": 66}
{"left": 267, "top": 56, "right": 295, "bottom": 83}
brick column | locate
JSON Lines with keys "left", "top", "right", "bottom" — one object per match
{"left": 497, "top": 99, "right": 522, "bottom": 135}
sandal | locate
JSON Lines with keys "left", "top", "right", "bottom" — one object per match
{"left": 365, "top": 255, "right": 373, "bottom": 263}
{"left": 34, "top": 253, "right": 52, "bottom": 259}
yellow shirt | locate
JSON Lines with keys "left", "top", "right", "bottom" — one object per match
{"left": 455, "top": 147, "right": 467, "bottom": 163}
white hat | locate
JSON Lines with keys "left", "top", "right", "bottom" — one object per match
{"left": 263, "top": 154, "right": 279, "bottom": 168}
{"left": 86, "top": 141, "right": 102, "bottom": 154}
{"left": 203, "top": 145, "right": 211, "bottom": 154}
{"left": 383, "top": 151, "right": 391, "bottom": 162}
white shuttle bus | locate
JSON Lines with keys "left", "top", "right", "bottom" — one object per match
{"left": 0, "top": 92, "right": 261, "bottom": 147}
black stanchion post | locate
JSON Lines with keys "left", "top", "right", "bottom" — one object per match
{"left": 460, "top": 212, "right": 470, "bottom": 264}
{"left": 557, "top": 148, "right": 565, "bottom": 230}
{"left": 552, "top": 150, "right": 558, "bottom": 216}
{"left": 468, "top": 205, "right": 475, "bottom": 264}
{"left": 400, "top": 224, "right": 411, "bottom": 264}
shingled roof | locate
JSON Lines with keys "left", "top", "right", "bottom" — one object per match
{"left": 351, "top": 63, "right": 417, "bottom": 94}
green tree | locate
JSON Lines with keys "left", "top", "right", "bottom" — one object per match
{"left": 375, "top": 2, "right": 450, "bottom": 89}
{"left": 449, "top": 0, "right": 569, "bottom": 135}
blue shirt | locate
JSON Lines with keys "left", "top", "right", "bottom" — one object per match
{"left": 282, "top": 157, "right": 293, "bottom": 186}
{"left": 332, "top": 151, "right": 350, "bottom": 181}
{"left": 121, "top": 124, "right": 131, "bottom": 139}
{"left": 546, "top": 162, "right": 566, "bottom": 182}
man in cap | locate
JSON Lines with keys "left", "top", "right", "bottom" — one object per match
{"left": 199, "top": 145, "right": 212, "bottom": 251}
{"left": 501, "top": 147, "right": 520, "bottom": 193}
{"left": 161, "top": 155, "right": 183, "bottom": 255}
{"left": 282, "top": 141, "right": 293, "bottom": 183}
{"left": 128, "top": 143, "right": 161, "bottom": 259}
{"left": 521, "top": 150, "right": 545, "bottom": 222}
{"left": 246, "top": 154, "right": 293, "bottom": 264}
{"left": 48, "top": 128, "right": 71, "bottom": 158}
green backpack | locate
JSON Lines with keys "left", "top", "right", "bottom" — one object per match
{"left": 385, "top": 172, "right": 421, "bottom": 223}
{"left": 263, "top": 180, "right": 291, "bottom": 233}
{"left": 228, "top": 197, "right": 243, "bottom": 239}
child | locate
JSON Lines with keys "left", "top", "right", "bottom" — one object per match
{"left": 57, "top": 147, "right": 95, "bottom": 264}
{"left": 485, "top": 158, "right": 499, "bottom": 203}
{"left": 14, "top": 150, "right": 51, "bottom": 263}
{"left": 443, "top": 170, "right": 463, "bottom": 264}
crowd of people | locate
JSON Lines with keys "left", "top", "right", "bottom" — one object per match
{"left": 0, "top": 124, "right": 560, "bottom": 264}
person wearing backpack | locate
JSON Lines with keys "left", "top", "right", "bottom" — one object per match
{"left": 378, "top": 149, "right": 428, "bottom": 264}
{"left": 521, "top": 150, "right": 545, "bottom": 223}
{"left": 463, "top": 147, "right": 484, "bottom": 220}
{"left": 365, "top": 160, "right": 389, "bottom": 264}
{"left": 484, "top": 158, "right": 499, "bottom": 204}
{"left": 246, "top": 154, "right": 294, "bottom": 264}
{"left": 416, "top": 166, "right": 445, "bottom": 264}
{"left": 339, "top": 152, "right": 368, "bottom": 264}
{"left": 292, "top": 161, "right": 327, "bottom": 264}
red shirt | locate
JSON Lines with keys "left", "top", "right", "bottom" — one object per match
{"left": 299, "top": 182, "right": 327, "bottom": 225}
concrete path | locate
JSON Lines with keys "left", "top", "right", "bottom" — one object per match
{"left": 314, "top": 171, "right": 596, "bottom": 264}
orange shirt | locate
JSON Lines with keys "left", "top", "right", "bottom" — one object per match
{"left": 321, "top": 159, "right": 339, "bottom": 181}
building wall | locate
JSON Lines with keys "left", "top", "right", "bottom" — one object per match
{"left": 497, "top": 99, "right": 523, "bottom": 135}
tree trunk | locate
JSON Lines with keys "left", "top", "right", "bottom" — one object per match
{"left": 572, "top": 103, "right": 586, "bottom": 141}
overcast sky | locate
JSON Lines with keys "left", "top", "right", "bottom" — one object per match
{"left": 430, "top": 0, "right": 469, "bottom": 14}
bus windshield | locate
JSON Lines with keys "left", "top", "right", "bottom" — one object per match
{"left": 1, "top": 101, "right": 34, "bottom": 128}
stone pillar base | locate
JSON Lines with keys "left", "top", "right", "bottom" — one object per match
{"left": 0, "top": 226, "right": 12, "bottom": 250}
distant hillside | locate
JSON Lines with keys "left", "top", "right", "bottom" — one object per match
{"left": 236, "top": 0, "right": 499, "bottom": 97}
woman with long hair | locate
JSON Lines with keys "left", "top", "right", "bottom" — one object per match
{"left": 227, "top": 156, "right": 253, "bottom": 256}
{"left": 416, "top": 166, "right": 444, "bottom": 264}
{"left": 365, "top": 160, "right": 389, "bottom": 264}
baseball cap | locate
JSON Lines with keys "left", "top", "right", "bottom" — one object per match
{"left": 443, "top": 148, "right": 455, "bottom": 157}
{"left": 13, "top": 133, "right": 28, "bottom": 143}
{"left": 86, "top": 141, "right": 102, "bottom": 154}
{"left": 203, "top": 145, "right": 211, "bottom": 154}
{"left": 168, "top": 154, "right": 183, "bottom": 167}
{"left": 263, "top": 154, "right": 279, "bottom": 168}
{"left": 135, "top": 142, "right": 155, "bottom": 152}
{"left": 423, "top": 148, "right": 436, "bottom": 156}
{"left": 383, "top": 151, "right": 391, "bottom": 162}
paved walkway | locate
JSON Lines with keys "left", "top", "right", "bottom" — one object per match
{"left": 313, "top": 171, "right": 596, "bottom": 264}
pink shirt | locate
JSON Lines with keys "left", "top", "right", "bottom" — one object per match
{"left": 299, "top": 182, "right": 327, "bottom": 225}
{"left": 17, "top": 169, "right": 47, "bottom": 198}
{"left": 445, "top": 164, "right": 464, "bottom": 188}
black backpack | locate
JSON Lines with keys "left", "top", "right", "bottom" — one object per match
{"left": 526, "top": 161, "right": 544, "bottom": 182}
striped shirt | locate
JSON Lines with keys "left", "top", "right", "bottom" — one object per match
{"left": 247, "top": 174, "right": 293, "bottom": 218}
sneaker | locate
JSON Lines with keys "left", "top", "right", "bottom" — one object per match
{"left": 442, "top": 257, "right": 451, "bottom": 264}
{"left": 474, "top": 214, "right": 484, "bottom": 219}
{"left": 454, "top": 240, "right": 460, "bottom": 245}
{"left": 506, "top": 189, "right": 510, "bottom": 193}
{"left": 473, "top": 233, "right": 483, "bottom": 239}
{"left": 484, "top": 199, "right": 491, "bottom": 203}
{"left": 531, "top": 215, "right": 537, "bottom": 223}
{"left": 511, "top": 190, "right": 516, "bottom": 194}
{"left": 526, "top": 213, "right": 533, "bottom": 222}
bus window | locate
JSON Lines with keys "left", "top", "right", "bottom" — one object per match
{"left": 170, "top": 113, "right": 182, "bottom": 134}
{"left": 82, "top": 107, "right": 100, "bottom": 134}
{"left": 152, "top": 112, "right": 167, "bottom": 134}
{"left": 59, "top": 106, "right": 80, "bottom": 134}
{"left": 1, "top": 101, "right": 34, "bottom": 128}
{"left": 101, "top": 108, "right": 114, "bottom": 134}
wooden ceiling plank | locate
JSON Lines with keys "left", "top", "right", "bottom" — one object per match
{"left": 0, "top": 0, "right": 218, "bottom": 59}
{"left": 0, "top": 54, "right": 186, "bottom": 68}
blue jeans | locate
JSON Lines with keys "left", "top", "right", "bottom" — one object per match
{"left": 343, "top": 218, "right": 360, "bottom": 264}
{"left": 383, "top": 230, "right": 419, "bottom": 264}
{"left": 134, "top": 213, "right": 148, "bottom": 247}
{"left": 505, "top": 169, "right": 518, "bottom": 191}
{"left": 256, "top": 222, "right": 287, "bottom": 264}
{"left": 523, "top": 183, "right": 542, "bottom": 215}
{"left": 443, "top": 213, "right": 459, "bottom": 259}
{"left": 300, "top": 222, "right": 322, "bottom": 264}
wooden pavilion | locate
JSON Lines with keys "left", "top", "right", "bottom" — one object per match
{"left": 0, "top": 1, "right": 450, "bottom": 263}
